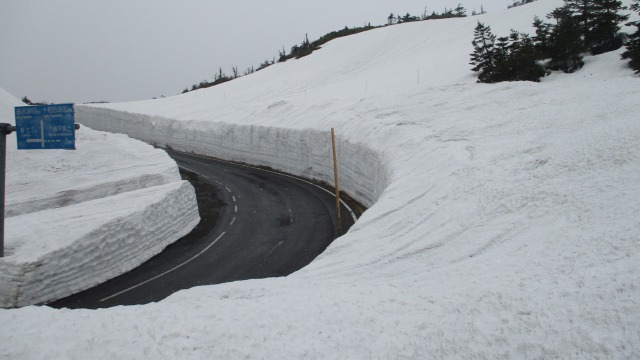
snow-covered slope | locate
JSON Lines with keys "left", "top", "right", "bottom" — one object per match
{"left": 2, "top": 0, "right": 640, "bottom": 357}
{"left": 0, "top": 89, "right": 200, "bottom": 307}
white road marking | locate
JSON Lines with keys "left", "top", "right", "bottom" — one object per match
{"left": 230, "top": 217, "right": 236, "bottom": 226}
{"left": 265, "top": 240, "right": 285, "bottom": 258}
{"left": 178, "top": 165, "right": 209, "bottom": 179}
{"left": 176, "top": 150, "right": 358, "bottom": 222}
{"left": 99, "top": 232, "right": 226, "bottom": 302}
{"left": 225, "top": 187, "right": 231, "bottom": 193}
{"left": 234, "top": 205, "right": 238, "bottom": 213}
{"left": 232, "top": 196, "right": 236, "bottom": 202}
{"left": 177, "top": 151, "right": 358, "bottom": 222}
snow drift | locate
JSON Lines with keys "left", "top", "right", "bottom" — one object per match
{"left": 2, "top": 0, "right": 639, "bottom": 358}
{"left": 0, "top": 89, "right": 200, "bottom": 308}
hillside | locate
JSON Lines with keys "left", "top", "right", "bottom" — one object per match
{"left": 2, "top": 0, "right": 640, "bottom": 358}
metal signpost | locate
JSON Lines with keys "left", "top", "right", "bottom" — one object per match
{"left": 1, "top": 104, "right": 78, "bottom": 257}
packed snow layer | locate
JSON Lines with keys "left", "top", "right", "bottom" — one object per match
{"left": 77, "top": 108, "right": 390, "bottom": 208}
{"left": 0, "top": 181, "right": 199, "bottom": 308}
{"left": 2, "top": 0, "right": 640, "bottom": 358}
{"left": 5, "top": 129, "right": 181, "bottom": 217}
{"left": 0, "top": 89, "right": 200, "bottom": 307}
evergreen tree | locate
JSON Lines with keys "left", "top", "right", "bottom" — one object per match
{"left": 621, "top": 0, "right": 640, "bottom": 73}
{"left": 278, "top": 46, "right": 287, "bottom": 63}
{"left": 470, "top": 22, "right": 497, "bottom": 77}
{"left": 475, "top": 28, "right": 546, "bottom": 83}
{"left": 564, "top": 0, "right": 592, "bottom": 44}
{"left": 547, "top": 6, "right": 584, "bottom": 72}
{"left": 506, "top": 33, "right": 547, "bottom": 81}
{"left": 402, "top": 13, "right": 418, "bottom": 22}
{"left": 589, "top": 0, "right": 628, "bottom": 54}
{"left": 421, "top": 7, "right": 429, "bottom": 20}
{"left": 564, "top": 0, "right": 628, "bottom": 54}
{"left": 533, "top": 16, "right": 553, "bottom": 58}
{"left": 492, "top": 35, "right": 511, "bottom": 81}
{"left": 454, "top": 3, "right": 467, "bottom": 17}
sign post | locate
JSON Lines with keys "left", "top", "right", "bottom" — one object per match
{"left": 0, "top": 124, "right": 15, "bottom": 258}
{"left": 0, "top": 104, "right": 78, "bottom": 258}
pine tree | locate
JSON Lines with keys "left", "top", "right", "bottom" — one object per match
{"left": 563, "top": 0, "right": 628, "bottom": 54}
{"left": 589, "top": 0, "right": 628, "bottom": 54}
{"left": 278, "top": 46, "right": 287, "bottom": 63}
{"left": 470, "top": 22, "right": 497, "bottom": 77}
{"left": 455, "top": 3, "right": 467, "bottom": 17}
{"left": 479, "top": 30, "right": 546, "bottom": 83}
{"left": 421, "top": 7, "right": 429, "bottom": 20}
{"left": 564, "top": 0, "right": 592, "bottom": 44}
{"left": 492, "top": 35, "right": 511, "bottom": 81}
{"left": 507, "top": 33, "right": 547, "bottom": 81}
{"left": 547, "top": 6, "right": 584, "bottom": 72}
{"left": 402, "top": 13, "right": 414, "bottom": 22}
{"left": 533, "top": 16, "right": 553, "bottom": 58}
{"left": 621, "top": 0, "right": 640, "bottom": 73}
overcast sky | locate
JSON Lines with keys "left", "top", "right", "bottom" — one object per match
{"left": 1, "top": 0, "right": 514, "bottom": 104}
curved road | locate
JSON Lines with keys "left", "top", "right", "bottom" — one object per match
{"left": 50, "top": 150, "right": 356, "bottom": 309}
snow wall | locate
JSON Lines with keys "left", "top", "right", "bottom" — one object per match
{"left": 0, "top": 93, "right": 201, "bottom": 308}
{"left": 76, "top": 106, "right": 391, "bottom": 209}
{"left": 0, "top": 181, "right": 199, "bottom": 308}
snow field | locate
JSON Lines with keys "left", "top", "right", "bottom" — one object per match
{"left": 2, "top": 0, "right": 640, "bottom": 357}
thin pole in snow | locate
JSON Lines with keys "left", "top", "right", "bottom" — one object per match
{"left": 331, "top": 128, "right": 342, "bottom": 237}
{"left": 0, "top": 123, "right": 15, "bottom": 258}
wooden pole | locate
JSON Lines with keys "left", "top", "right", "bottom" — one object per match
{"left": 331, "top": 128, "right": 342, "bottom": 236}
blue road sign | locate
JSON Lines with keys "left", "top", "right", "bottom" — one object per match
{"left": 14, "top": 104, "right": 75, "bottom": 150}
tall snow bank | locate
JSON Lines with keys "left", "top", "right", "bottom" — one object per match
{"left": 6, "top": 129, "right": 181, "bottom": 217}
{"left": 0, "top": 88, "right": 200, "bottom": 307}
{"left": 1, "top": 181, "right": 199, "bottom": 308}
{"left": 2, "top": 0, "right": 640, "bottom": 357}
{"left": 77, "top": 108, "right": 390, "bottom": 208}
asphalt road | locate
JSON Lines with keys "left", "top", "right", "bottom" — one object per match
{"left": 49, "top": 150, "right": 356, "bottom": 309}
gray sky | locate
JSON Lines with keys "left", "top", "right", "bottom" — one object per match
{"left": 1, "top": 0, "right": 512, "bottom": 104}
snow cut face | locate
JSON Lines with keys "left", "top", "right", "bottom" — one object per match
{"left": 0, "top": 88, "right": 200, "bottom": 308}
{"left": 76, "top": 106, "right": 392, "bottom": 209}
{"left": 3, "top": 0, "right": 640, "bottom": 358}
